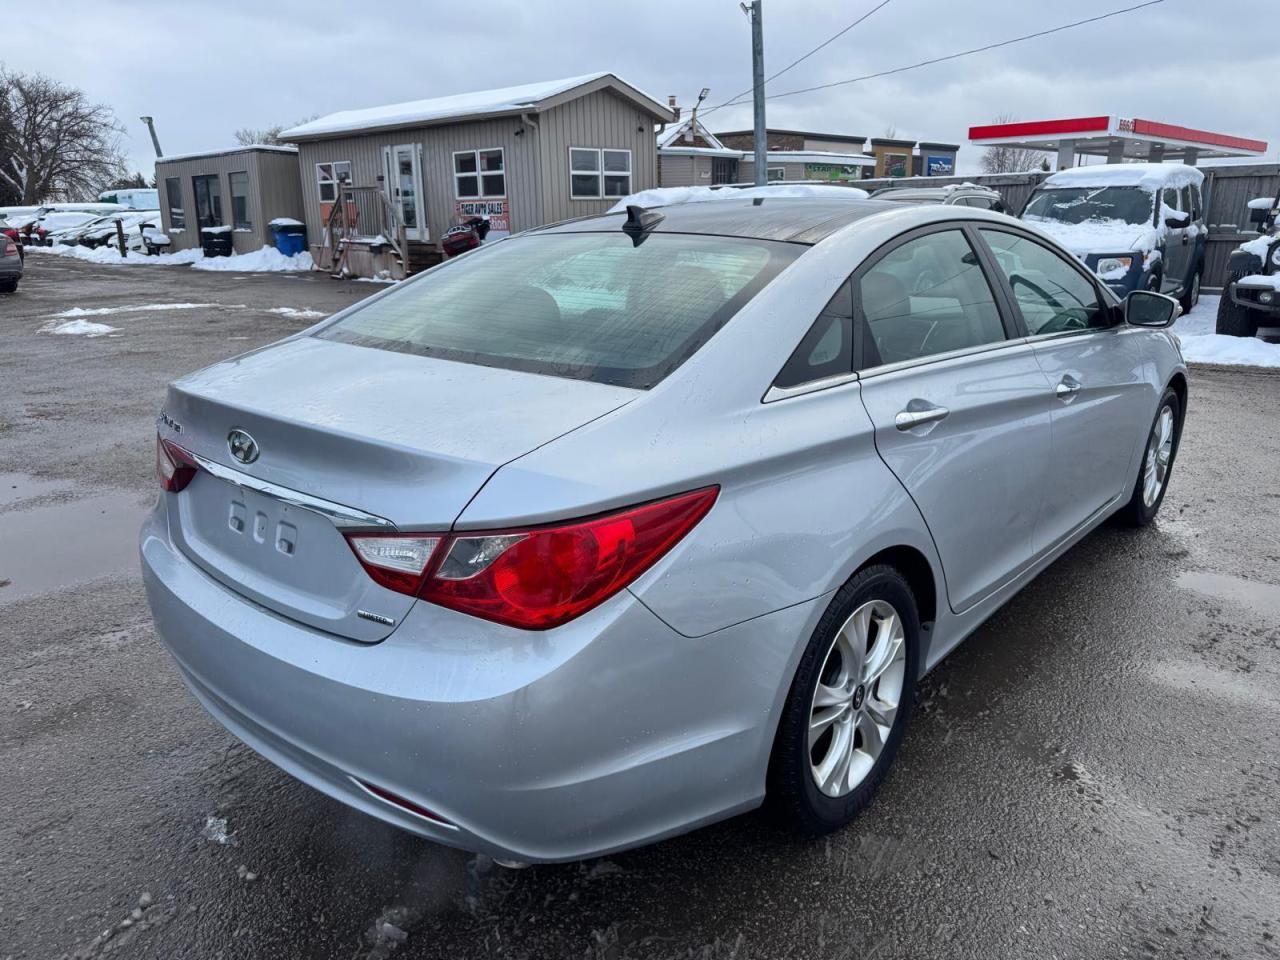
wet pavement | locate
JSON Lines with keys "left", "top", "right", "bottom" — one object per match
{"left": 2, "top": 255, "right": 1278, "bottom": 960}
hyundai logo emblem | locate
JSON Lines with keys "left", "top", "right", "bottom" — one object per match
{"left": 227, "top": 429, "right": 260, "bottom": 464}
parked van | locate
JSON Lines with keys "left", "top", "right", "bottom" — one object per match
{"left": 1020, "top": 163, "right": 1205, "bottom": 311}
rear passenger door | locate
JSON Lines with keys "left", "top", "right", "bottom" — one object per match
{"left": 855, "top": 225, "right": 1054, "bottom": 613}
{"left": 977, "top": 226, "right": 1152, "bottom": 552}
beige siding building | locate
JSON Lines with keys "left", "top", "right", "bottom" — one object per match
{"left": 279, "top": 73, "right": 673, "bottom": 277}
{"left": 154, "top": 146, "right": 304, "bottom": 254}
{"left": 658, "top": 119, "right": 874, "bottom": 188}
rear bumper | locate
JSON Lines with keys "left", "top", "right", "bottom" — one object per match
{"left": 140, "top": 504, "right": 820, "bottom": 862}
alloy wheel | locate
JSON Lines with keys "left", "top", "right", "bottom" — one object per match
{"left": 808, "top": 599, "right": 906, "bottom": 798}
{"left": 1142, "top": 404, "right": 1175, "bottom": 508}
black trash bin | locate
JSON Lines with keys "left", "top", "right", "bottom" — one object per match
{"left": 200, "top": 226, "right": 234, "bottom": 257}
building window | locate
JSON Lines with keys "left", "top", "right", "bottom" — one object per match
{"left": 316, "top": 161, "right": 351, "bottom": 203}
{"left": 454, "top": 149, "right": 505, "bottom": 199}
{"left": 165, "top": 177, "right": 185, "bottom": 231}
{"left": 569, "top": 148, "right": 632, "bottom": 199}
{"left": 229, "top": 171, "right": 251, "bottom": 230}
{"left": 767, "top": 167, "right": 786, "bottom": 182}
{"left": 192, "top": 174, "right": 223, "bottom": 230}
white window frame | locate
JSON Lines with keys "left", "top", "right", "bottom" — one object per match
{"left": 316, "top": 161, "right": 351, "bottom": 204}
{"left": 569, "top": 147, "right": 633, "bottom": 200}
{"left": 767, "top": 166, "right": 786, "bottom": 182}
{"left": 453, "top": 148, "right": 506, "bottom": 200}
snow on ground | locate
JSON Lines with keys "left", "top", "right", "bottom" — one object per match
{"left": 609, "top": 183, "right": 870, "bottom": 212}
{"left": 266, "top": 307, "right": 327, "bottom": 320}
{"left": 30, "top": 243, "right": 313, "bottom": 273}
{"left": 51, "top": 303, "right": 225, "bottom": 318}
{"left": 1173, "top": 295, "right": 1280, "bottom": 368}
{"left": 42, "top": 319, "right": 118, "bottom": 337}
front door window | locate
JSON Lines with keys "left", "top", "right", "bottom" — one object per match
{"left": 385, "top": 145, "right": 425, "bottom": 241}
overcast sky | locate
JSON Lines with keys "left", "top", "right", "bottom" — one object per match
{"left": 6, "top": 0, "right": 1279, "bottom": 175}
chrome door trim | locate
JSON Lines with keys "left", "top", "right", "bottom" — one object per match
{"left": 762, "top": 370, "right": 860, "bottom": 403}
{"left": 856, "top": 336, "right": 1029, "bottom": 381}
{"left": 188, "top": 452, "right": 397, "bottom": 531}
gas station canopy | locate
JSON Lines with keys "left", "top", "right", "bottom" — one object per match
{"left": 968, "top": 115, "right": 1268, "bottom": 168}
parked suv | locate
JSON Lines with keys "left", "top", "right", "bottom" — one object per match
{"left": 1020, "top": 163, "right": 1205, "bottom": 311}
{"left": 871, "top": 183, "right": 1007, "bottom": 212}
{"left": 1216, "top": 189, "right": 1280, "bottom": 337}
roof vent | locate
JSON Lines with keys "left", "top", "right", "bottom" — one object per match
{"left": 622, "top": 204, "right": 664, "bottom": 245}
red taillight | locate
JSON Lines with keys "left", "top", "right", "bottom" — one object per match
{"left": 345, "top": 487, "right": 718, "bottom": 630}
{"left": 2, "top": 241, "right": 15, "bottom": 257}
{"left": 156, "top": 436, "right": 198, "bottom": 493}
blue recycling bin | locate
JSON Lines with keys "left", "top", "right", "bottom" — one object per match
{"left": 271, "top": 222, "right": 307, "bottom": 256}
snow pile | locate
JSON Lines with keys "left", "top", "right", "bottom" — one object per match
{"left": 34, "top": 243, "right": 204, "bottom": 266}
{"left": 1172, "top": 295, "right": 1280, "bottom": 368}
{"left": 268, "top": 217, "right": 304, "bottom": 227}
{"left": 191, "top": 245, "right": 314, "bottom": 273}
{"left": 1236, "top": 274, "right": 1280, "bottom": 291}
{"left": 42, "top": 319, "right": 118, "bottom": 336}
{"left": 608, "top": 183, "right": 870, "bottom": 212}
{"left": 31, "top": 242, "right": 313, "bottom": 272}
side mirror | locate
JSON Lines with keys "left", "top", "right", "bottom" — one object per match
{"left": 1125, "top": 289, "right": 1181, "bottom": 328}
{"left": 1163, "top": 210, "right": 1190, "bottom": 228}
{"left": 1249, "top": 198, "right": 1275, "bottom": 227}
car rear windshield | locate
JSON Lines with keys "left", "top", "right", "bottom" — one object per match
{"left": 315, "top": 232, "right": 800, "bottom": 388}
{"left": 1023, "top": 186, "right": 1154, "bottom": 227}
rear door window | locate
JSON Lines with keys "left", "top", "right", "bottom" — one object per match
{"left": 979, "top": 228, "right": 1112, "bottom": 334}
{"left": 855, "top": 229, "right": 1007, "bottom": 368}
{"left": 317, "top": 233, "right": 799, "bottom": 389}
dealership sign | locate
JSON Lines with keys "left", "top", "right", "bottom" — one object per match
{"left": 454, "top": 199, "right": 510, "bottom": 239}
{"left": 804, "top": 163, "right": 862, "bottom": 182}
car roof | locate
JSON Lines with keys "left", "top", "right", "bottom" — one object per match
{"left": 533, "top": 197, "right": 902, "bottom": 244}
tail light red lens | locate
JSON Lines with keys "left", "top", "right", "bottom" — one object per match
{"left": 344, "top": 487, "right": 718, "bottom": 630}
{"left": 2, "top": 240, "right": 16, "bottom": 256}
{"left": 156, "top": 436, "right": 198, "bottom": 493}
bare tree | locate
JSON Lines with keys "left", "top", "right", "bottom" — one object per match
{"left": 0, "top": 69, "right": 126, "bottom": 203}
{"left": 234, "top": 116, "right": 318, "bottom": 146}
{"left": 979, "top": 114, "right": 1049, "bottom": 174}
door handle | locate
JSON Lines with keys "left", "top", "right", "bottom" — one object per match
{"left": 894, "top": 402, "right": 950, "bottom": 431}
{"left": 1056, "top": 374, "right": 1082, "bottom": 401}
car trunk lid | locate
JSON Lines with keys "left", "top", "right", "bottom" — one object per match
{"left": 161, "top": 336, "right": 636, "bottom": 641}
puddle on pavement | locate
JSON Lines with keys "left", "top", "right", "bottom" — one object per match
{"left": 0, "top": 489, "right": 151, "bottom": 603}
{"left": 0, "top": 472, "right": 73, "bottom": 509}
{"left": 1150, "top": 659, "right": 1280, "bottom": 712}
{"left": 1175, "top": 570, "right": 1280, "bottom": 621}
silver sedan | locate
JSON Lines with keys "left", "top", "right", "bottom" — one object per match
{"left": 141, "top": 196, "right": 1187, "bottom": 864}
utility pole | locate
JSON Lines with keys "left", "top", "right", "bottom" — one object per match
{"left": 746, "top": 0, "right": 767, "bottom": 185}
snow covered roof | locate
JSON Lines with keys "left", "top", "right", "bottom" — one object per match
{"left": 657, "top": 116, "right": 726, "bottom": 150}
{"left": 281, "top": 72, "right": 673, "bottom": 140}
{"left": 157, "top": 144, "right": 298, "bottom": 163}
{"left": 1043, "top": 162, "right": 1204, "bottom": 192}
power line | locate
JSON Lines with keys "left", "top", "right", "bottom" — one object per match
{"left": 710, "top": 0, "right": 1165, "bottom": 113}
{"left": 702, "top": 0, "right": 896, "bottom": 119}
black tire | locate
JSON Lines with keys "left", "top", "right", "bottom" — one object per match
{"left": 0, "top": 278, "right": 17, "bottom": 294}
{"left": 1179, "top": 265, "right": 1201, "bottom": 315}
{"left": 768, "top": 564, "right": 919, "bottom": 836}
{"left": 1216, "top": 272, "right": 1260, "bottom": 337}
{"left": 1117, "top": 387, "right": 1181, "bottom": 527}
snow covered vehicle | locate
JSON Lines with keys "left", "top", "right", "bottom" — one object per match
{"left": 1216, "top": 190, "right": 1280, "bottom": 338}
{"left": 1021, "top": 163, "right": 1205, "bottom": 311}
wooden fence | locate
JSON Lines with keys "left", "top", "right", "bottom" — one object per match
{"left": 859, "top": 163, "right": 1280, "bottom": 289}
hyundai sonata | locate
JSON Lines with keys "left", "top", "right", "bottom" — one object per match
{"left": 141, "top": 196, "right": 1187, "bottom": 864}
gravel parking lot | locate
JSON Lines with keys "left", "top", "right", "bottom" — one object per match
{"left": 3, "top": 255, "right": 1279, "bottom": 960}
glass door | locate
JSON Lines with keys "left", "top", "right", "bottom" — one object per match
{"left": 384, "top": 144, "right": 426, "bottom": 241}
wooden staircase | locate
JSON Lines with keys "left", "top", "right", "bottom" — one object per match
{"left": 318, "top": 185, "right": 444, "bottom": 279}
